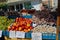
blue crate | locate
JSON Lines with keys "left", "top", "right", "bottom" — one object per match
{"left": 42, "top": 33, "right": 56, "bottom": 39}
{"left": 52, "top": 34, "right": 56, "bottom": 39}
{"left": 2, "top": 30, "right": 9, "bottom": 37}
{"left": 42, "top": 33, "right": 49, "bottom": 39}
{"left": 25, "top": 31, "right": 32, "bottom": 38}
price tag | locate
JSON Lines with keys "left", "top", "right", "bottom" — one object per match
{"left": 9, "top": 31, "right": 16, "bottom": 38}
{"left": 16, "top": 31, "right": 25, "bottom": 38}
{"left": 32, "top": 33, "right": 42, "bottom": 40}
{"left": 0, "top": 30, "right": 2, "bottom": 37}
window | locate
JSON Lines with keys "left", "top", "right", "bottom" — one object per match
{"left": 24, "top": 2, "right": 33, "bottom": 9}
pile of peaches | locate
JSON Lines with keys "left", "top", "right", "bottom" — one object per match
{"left": 8, "top": 17, "right": 33, "bottom": 32}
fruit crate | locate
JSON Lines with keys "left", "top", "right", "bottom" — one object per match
{"left": 3, "top": 32, "right": 56, "bottom": 40}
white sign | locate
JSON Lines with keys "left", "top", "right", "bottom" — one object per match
{"left": 0, "top": 30, "right": 2, "bottom": 37}
{"left": 16, "top": 31, "right": 25, "bottom": 38}
{"left": 9, "top": 31, "right": 16, "bottom": 38}
{"left": 32, "top": 33, "right": 42, "bottom": 40}
{"left": 32, "top": 23, "right": 37, "bottom": 27}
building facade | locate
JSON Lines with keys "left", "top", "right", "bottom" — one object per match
{"left": 7, "top": 0, "right": 42, "bottom": 11}
{"left": 42, "top": 0, "right": 58, "bottom": 9}
{"left": 7, "top": 0, "right": 58, "bottom": 11}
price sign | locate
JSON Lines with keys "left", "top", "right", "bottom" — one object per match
{"left": 32, "top": 33, "right": 42, "bottom": 40}
{"left": 0, "top": 30, "right": 2, "bottom": 37}
{"left": 16, "top": 31, "right": 25, "bottom": 38}
{"left": 9, "top": 31, "right": 16, "bottom": 38}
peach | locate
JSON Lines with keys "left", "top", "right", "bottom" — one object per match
{"left": 27, "top": 24, "right": 30, "bottom": 27}
{"left": 19, "top": 27, "right": 22, "bottom": 31}
{"left": 13, "top": 23, "right": 16, "bottom": 26}
{"left": 28, "top": 29, "right": 31, "bottom": 31}
{"left": 24, "top": 29, "right": 28, "bottom": 32}
{"left": 16, "top": 28, "right": 18, "bottom": 31}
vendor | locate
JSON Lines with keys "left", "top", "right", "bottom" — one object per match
{"left": 20, "top": 9, "right": 32, "bottom": 18}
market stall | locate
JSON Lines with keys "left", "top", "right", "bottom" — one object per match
{"left": 0, "top": 8, "right": 57, "bottom": 40}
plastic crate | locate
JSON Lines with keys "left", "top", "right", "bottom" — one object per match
{"left": 42, "top": 33, "right": 56, "bottom": 39}
{"left": 2, "top": 30, "right": 9, "bottom": 37}
{"left": 25, "top": 31, "right": 32, "bottom": 38}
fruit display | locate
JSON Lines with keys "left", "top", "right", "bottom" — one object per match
{"left": 0, "top": 16, "right": 14, "bottom": 30}
{"left": 8, "top": 17, "right": 33, "bottom": 32}
{"left": 32, "top": 24, "right": 56, "bottom": 33}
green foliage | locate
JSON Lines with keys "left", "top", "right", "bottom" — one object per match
{"left": 0, "top": 2, "right": 7, "bottom": 8}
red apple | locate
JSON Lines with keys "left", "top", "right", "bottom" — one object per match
{"left": 24, "top": 29, "right": 28, "bottom": 32}
{"left": 12, "top": 26, "right": 15, "bottom": 30}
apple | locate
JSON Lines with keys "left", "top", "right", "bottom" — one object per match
{"left": 12, "top": 26, "right": 15, "bottom": 30}
{"left": 13, "top": 23, "right": 16, "bottom": 26}
{"left": 28, "top": 29, "right": 31, "bottom": 31}
{"left": 15, "top": 28, "right": 18, "bottom": 31}
{"left": 25, "top": 26, "right": 29, "bottom": 29}
{"left": 29, "top": 27, "right": 33, "bottom": 30}
{"left": 24, "top": 29, "right": 28, "bottom": 32}
{"left": 19, "top": 27, "right": 22, "bottom": 31}
{"left": 27, "top": 24, "right": 30, "bottom": 27}
{"left": 16, "top": 24, "right": 19, "bottom": 27}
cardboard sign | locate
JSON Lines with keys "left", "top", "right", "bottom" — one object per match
{"left": 9, "top": 31, "right": 16, "bottom": 38}
{"left": 16, "top": 31, "right": 25, "bottom": 38}
{"left": 32, "top": 33, "right": 42, "bottom": 40}
{"left": 0, "top": 30, "right": 2, "bottom": 37}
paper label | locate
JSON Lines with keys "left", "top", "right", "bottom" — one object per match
{"left": 32, "top": 33, "right": 42, "bottom": 40}
{"left": 9, "top": 31, "right": 16, "bottom": 38}
{"left": 16, "top": 31, "right": 25, "bottom": 38}
{"left": 0, "top": 30, "right": 2, "bottom": 37}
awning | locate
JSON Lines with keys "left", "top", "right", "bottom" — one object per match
{"left": 7, "top": 0, "right": 31, "bottom": 5}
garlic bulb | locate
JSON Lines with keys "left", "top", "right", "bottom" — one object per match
{"left": 32, "top": 24, "right": 56, "bottom": 33}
